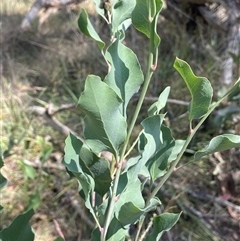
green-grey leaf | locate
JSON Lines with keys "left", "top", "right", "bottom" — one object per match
{"left": 135, "top": 115, "right": 182, "bottom": 182}
{"left": 113, "top": 176, "right": 144, "bottom": 226}
{"left": 0, "top": 209, "right": 35, "bottom": 241}
{"left": 63, "top": 133, "right": 110, "bottom": 196}
{"left": 78, "top": 9, "right": 105, "bottom": 51}
{"left": 78, "top": 75, "right": 127, "bottom": 156}
{"left": 174, "top": 57, "right": 213, "bottom": 121}
{"left": 114, "top": 172, "right": 159, "bottom": 228}
{"left": 125, "top": 115, "right": 165, "bottom": 182}
{"left": 117, "top": 18, "right": 132, "bottom": 40}
{"left": 117, "top": 198, "right": 160, "bottom": 226}
{"left": 63, "top": 134, "right": 97, "bottom": 220}
{"left": 62, "top": 133, "right": 84, "bottom": 173}
{"left": 212, "top": 105, "right": 240, "bottom": 127}
{"left": 146, "top": 213, "right": 181, "bottom": 241}
{"left": 106, "top": 216, "right": 127, "bottom": 241}
{"left": 111, "top": 0, "right": 136, "bottom": 35}
{"left": 92, "top": 0, "right": 108, "bottom": 22}
{"left": 116, "top": 177, "right": 145, "bottom": 211}
{"left": 79, "top": 144, "right": 112, "bottom": 196}
{"left": 21, "top": 162, "right": 35, "bottom": 180}
{"left": 146, "top": 125, "right": 176, "bottom": 182}
{"left": 105, "top": 39, "right": 144, "bottom": 115}
{"left": 0, "top": 146, "right": 7, "bottom": 192}
{"left": 75, "top": 172, "right": 95, "bottom": 212}
{"left": 148, "top": 86, "right": 170, "bottom": 116}
{"left": 194, "top": 134, "right": 240, "bottom": 161}
{"left": 0, "top": 171, "right": 7, "bottom": 191}
{"left": 0, "top": 146, "right": 3, "bottom": 168}
{"left": 91, "top": 216, "right": 126, "bottom": 241}
{"left": 132, "top": 0, "right": 162, "bottom": 51}
{"left": 53, "top": 237, "right": 65, "bottom": 241}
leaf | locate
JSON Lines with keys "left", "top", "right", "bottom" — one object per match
{"left": 91, "top": 216, "right": 126, "bottom": 241}
{"left": 111, "top": 0, "right": 136, "bottom": 35}
{"left": 0, "top": 146, "right": 7, "bottom": 197}
{"left": 62, "top": 133, "right": 84, "bottom": 173}
{"left": 194, "top": 134, "right": 240, "bottom": 161}
{"left": 0, "top": 168, "right": 7, "bottom": 191}
{"left": 63, "top": 134, "right": 97, "bottom": 220}
{"left": 132, "top": 0, "right": 162, "bottom": 51}
{"left": 223, "top": 77, "right": 240, "bottom": 100}
{"left": 117, "top": 18, "right": 132, "bottom": 40}
{"left": 148, "top": 86, "right": 170, "bottom": 116}
{"left": 134, "top": 115, "right": 183, "bottom": 182}
{"left": 78, "top": 9, "right": 105, "bottom": 51}
{"left": 228, "top": 51, "right": 240, "bottom": 64}
{"left": 117, "top": 198, "right": 160, "bottom": 226}
{"left": 76, "top": 172, "right": 95, "bottom": 210}
{"left": 63, "top": 133, "right": 111, "bottom": 195}
{"left": 212, "top": 105, "right": 240, "bottom": 128}
{"left": 110, "top": 175, "right": 144, "bottom": 227}
{"left": 0, "top": 209, "right": 35, "bottom": 241}
{"left": 92, "top": 0, "right": 108, "bottom": 22}
{"left": 79, "top": 144, "right": 112, "bottom": 196}
{"left": 104, "top": 39, "right": 144, "bottom": 115}
{"left": 174, "top": 57, "right": 213, "bottom": 121}
{"left": 0, "top": 147, "right": 3, "bottom": 168}
{"left": 78, "top": 75, "right": 127, "bottom": 156}
{"left": 124, "top": 115, "right": 165, "bottom": 183}
{"left": 146, "top": 213, "right": 181, "bottom": 241}
{"left": 26, "top": 189, "right": 41, "bottom": 210}
{"left": 20, "top": 162, "right": 35, "bottom": 180}
{"left": 114, "top": 164, "right": 160, "bottom": 227}
{"left": 147, "top": 125, "right": 177, "bottom": 182}
{"left": 107, "top": 216, "right": 127, "bottom": 241}
{"left": 53, "top": 237, "right": 65, "bottom": 241}
{"left": 116, "top": 177, "right": 145, "bottom": 211}
{"left": 111, "top": 177, "right": 158, "bottom": 229}
{"left": 96, "top": 197, "right": 110, "bottom": 226}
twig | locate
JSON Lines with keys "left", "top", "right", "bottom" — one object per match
{"left": 27, "top": 104, "right": 85, "bottom": 142}
{"left": 53, "top": 219, "right": 66, "bottom": 239}
{"left": 49, "top": 103, "right": 76, "bottom": 114}
{"left": 28, "top": 103, "right": 76, "bottom": 116}
{"left": 68, "top": 194, "right": 95, "bottom": 229}
{"left": 139, "top": 215, "right": 154, "bottom": 241}
{"left": 23, "top": 159, "right": 66, "bottom": 170}
{"left": 144, "top": 97, "right": 189, "bottom": 106}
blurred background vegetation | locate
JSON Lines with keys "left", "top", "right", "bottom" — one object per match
{"left": 1, "top": 0, "right": 240, "bottom": 240}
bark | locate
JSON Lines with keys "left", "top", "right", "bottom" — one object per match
{"left": 198, "top": 5, "right": 227, "bottom": 32}
{"left": 222, "top": 22, "right": 240, "bottom": 85}
{"left": 166, "top": 0, "right": 240, "bottom": 85}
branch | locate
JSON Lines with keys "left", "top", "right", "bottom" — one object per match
{"left": 20, "top": 0, "right": 84, "bottom": 30}
{"left": 222, "top": 23, "right": 240, "bottom": 85}
{"left": 27, "top": 103, "right": 85, "bottom": 142}
{"left": 23, "top": 159, "right": 66, "bottom": 170}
